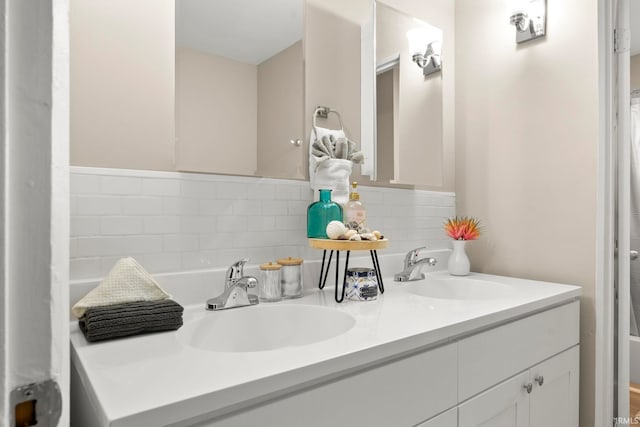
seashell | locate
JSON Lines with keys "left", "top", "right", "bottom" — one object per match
{"left": 344, "top": 229, "right": 358, "bottom": 239}
{"left": 372, "top": 230, "right": 382, "bottom": 240}
{"left": 349, "top": 234, "right": 362, "bottom": 241}
{"left": 360, "top": 233, "right": 377, "bottom": 241}
{"left": 326, "top": 221, "right": 347, "bottom": 240}
{"left": 345, "top": 221, "right": 359, "bottom": 230}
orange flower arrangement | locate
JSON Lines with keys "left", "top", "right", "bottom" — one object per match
{"left": 444, "top": 216, "right": 481, "bottom": 241}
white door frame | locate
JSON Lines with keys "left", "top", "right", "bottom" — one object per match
{"left": 597, "top": 0, "right": 631, "bottom": 424}
{"left": 0, "top": 0, "right": 69, "bottom": 425}
{"left": 615, "top": 0, "right": 632, "bottom": 421}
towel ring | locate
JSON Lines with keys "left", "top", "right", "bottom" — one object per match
{"left": 312, "top": 106, "right": 344, "bottom": 140}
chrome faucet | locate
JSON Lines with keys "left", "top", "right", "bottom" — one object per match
{"left": 206, "top": 259, "right": 259, "bottom": 310}
{"left": 394, "top": 247, "right": 437, "bottom": 282}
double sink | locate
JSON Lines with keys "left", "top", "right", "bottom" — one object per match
{"left": 178, "top": 273, "right": 516, "bottom": 353}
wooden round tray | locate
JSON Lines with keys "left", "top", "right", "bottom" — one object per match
{"left": 308, "top": 238, "right": 389, "bottom": 251}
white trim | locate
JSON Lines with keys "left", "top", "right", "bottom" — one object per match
{"left": 70, "top": 166, "right": 458, "bottom": 197}
{"left": 51, "top": 1, "right": 70, "bottom": 425}
{"left": 617, "top": 0, "right": 632, "bottom": 419}
{"left": 596, "top": 0, "right": 616, "bottom": 424}
{"left": 376, "top": 53, "right": 400, "bottom": 75}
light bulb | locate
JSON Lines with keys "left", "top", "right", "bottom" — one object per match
{"left": 506, "top": 0, "right": 528, "bottom": 16}
{"left": 406, "top": 28, "right": 429, "bottom": 57}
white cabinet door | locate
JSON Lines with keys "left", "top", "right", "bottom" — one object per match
{"left": 529, "top": 346, "right": 580, "bottom": 427}
{"left": 416, "top": 408, "right": 457, "bottom": 427}
{"left": 458, "top": 371, "right": 530, "bottom": 427}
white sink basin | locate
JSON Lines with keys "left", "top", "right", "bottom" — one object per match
{"left": 178, "top": 304, "right": 356, "bottom": 352}
{"left": 404, "top": 276, "right": 516, "bottom": 300}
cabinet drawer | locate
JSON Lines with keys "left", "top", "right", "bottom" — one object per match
{"left": 416, "top": 408, "right": 457, "bottom": 427}
{"left": 458, "top": 300, "right": 579, "bottom": 401}
{"left": 207, "top": 343, "right": 458, "bottom": 427}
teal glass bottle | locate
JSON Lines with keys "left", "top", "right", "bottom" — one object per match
{"left": 307, "top": 189, "right": 343, "bottom": 238}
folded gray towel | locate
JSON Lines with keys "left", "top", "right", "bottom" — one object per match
{"left": 79, "top": 300, "right": 184, "bottom": 343}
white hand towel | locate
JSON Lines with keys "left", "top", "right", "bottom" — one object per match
{"left": 309, "top": 127, "right": 346, "bottom": 188}
{"left": 72, "top": 257, "right": 171, "bottom": 318}
{"left": 309, "top": 127, "right": 353, "bottom": 204}
{"left": 313, "top": 159, "right": 353, "bottom": 205}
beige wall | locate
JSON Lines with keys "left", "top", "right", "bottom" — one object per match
{"left": 376, "top": 70, "right": 396, "bottom": 182}
{"left": 632, "top": 54, "right": 640, "bottom": 91}
{"left": 70, "top": 0, "right": 175, "bottom": 171}
{"left": 455, "top": 0, "right": 598, "bottom": 425}
{"left": 175, "top": 48, "right": 257, "bottom": 176}
{"left": 256, "top": 41, "right": 305, "bottom": 179}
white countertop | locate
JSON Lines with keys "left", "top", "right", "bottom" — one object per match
{"left": 70, "top": 270, "right": 581, "bottom": 427}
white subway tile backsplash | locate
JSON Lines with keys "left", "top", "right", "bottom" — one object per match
{"left": 163, "top": 197, "right": 199, "bottom": 215}
{"left": 247, "top": 216, "right": 276, "bottom": 232}
{"left": 181, "top": 216, "right": 217, "bottom": 233}
{"left": 122, "top": 197, "right": 164, "bottom": 215}
{"left": 142, "top": 252, "right": 183, "bottom": 272}
{"left": 70, "top": 257, "right": 101, "bottom": 280}
{"left": 163, "top": 234, "right": 199, "bottom": 252}
{"left": 71, "top": 216, "right": 101, "bottom": 237}
{"left": 199, "top": 232, "right": 237, "bottom": 251}
{"left": 199, "top": 199, "right": 233, "bottom": 216}
{"left": 287, "top": 200, "right": 308, "bottom": 216}
{"left": 71, "top": 174, "right": 101, "bottom": 194}
{"left": 218, "top": 182, "right": 248, "bottom": 199}
{"left": 101, "top": 217, "right": 143, "bottom": 235}
{"left": 75, "top": 196, "right": 121, "bottom": 215}
{"left": 231, "top": 199, "right": 262, "bottom": 215}
{"left": 142, "top": 178, "right": 181, "bottom": 196}
{"left": 276, "top": 215, "right": 306, "bottom": 231}
{"left": 261, "top": 200, "right": 288, "bottom": 216}
{"left": 181, "top": 180, "right": 217, "bottom": 199}
{"left": 144, "top": 216, "right": 180, "bottom": 234}
{"left": 76, "top": 235, "right": 163, "bottom": 257}
{"left": 247, "top": 183, "right": 277, "bottom": 200}
{"left": 216, "top": 215, "right": 248, "bottom": 232}
{"left": 102, "top": 176, "right": 143, "bottom": 195}
{"left": 70, "top": 167, "right": 455, "bottom": 280}
{"left": 274, "top": 185, "right": 301, "bottom": 200}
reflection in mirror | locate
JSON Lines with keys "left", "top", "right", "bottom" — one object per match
{"left": 375, "top": 1, "right": 443, "bottom": 186}
{"left": 175, "top": 0, "right": 305, "bottom": 179}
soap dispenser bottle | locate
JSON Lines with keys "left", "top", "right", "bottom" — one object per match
{"left": 344, "top": 182, "right": 366, "bottom": 228}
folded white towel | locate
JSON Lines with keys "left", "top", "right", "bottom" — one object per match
{"left": 309, "top": 127, "right": 355, "bottom": 204}
{"left": 313, "top": 159, "right": 353, "bottom": 205}
{"left": 71, "top": 257, "right": 171, "bottom": 318}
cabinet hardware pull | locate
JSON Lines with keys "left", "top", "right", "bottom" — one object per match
{"left": 535, "top": 375, "right": 544, "bottom": 386}
{"left": 523, "top": 383, "right": 533, "bottom": 394}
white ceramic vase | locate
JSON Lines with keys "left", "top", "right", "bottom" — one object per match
{"left": 448, "top": 240, "right": 470, "bottom": 276}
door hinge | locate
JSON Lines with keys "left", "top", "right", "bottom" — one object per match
{"left": 615, "top": 28, "right": 630, "bottom": 53}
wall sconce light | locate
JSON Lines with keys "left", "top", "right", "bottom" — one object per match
{"left": 507, "top": 0, "right": 546, "bottom": 44}
{"left": 406, "top": 27, "right": 442, "bottom": 76}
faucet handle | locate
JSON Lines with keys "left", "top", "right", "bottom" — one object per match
{"left": 236, "top": 276, "right": 258, "bottom": 289}
{"left": 406, "top": 246, "right": 427, "bottom": 265}
{"left": 225, "top": 258, "right": 250, "bottom": 286}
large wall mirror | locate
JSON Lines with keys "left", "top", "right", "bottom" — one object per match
{"left": 175, "top": 0, "right": 306, "bottom": 179}
{"left": 304, "top": 0, "right": 451, "bottom": 189}
{"left": 71, "top": 0, "right": 451, "bottom": 189}
{"left": 375, "top": 1, "right": 444, "bottom": 186}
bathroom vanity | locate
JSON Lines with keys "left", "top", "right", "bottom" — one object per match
{"left": 70, "top": 270, "right": 580, "bottom": 427}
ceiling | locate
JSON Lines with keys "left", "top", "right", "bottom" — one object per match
{"left": 632, "top": 0, "right": 640, "bottom": 55}
{"left": 176, "top": 0, "right": 303, "bottom": 65}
